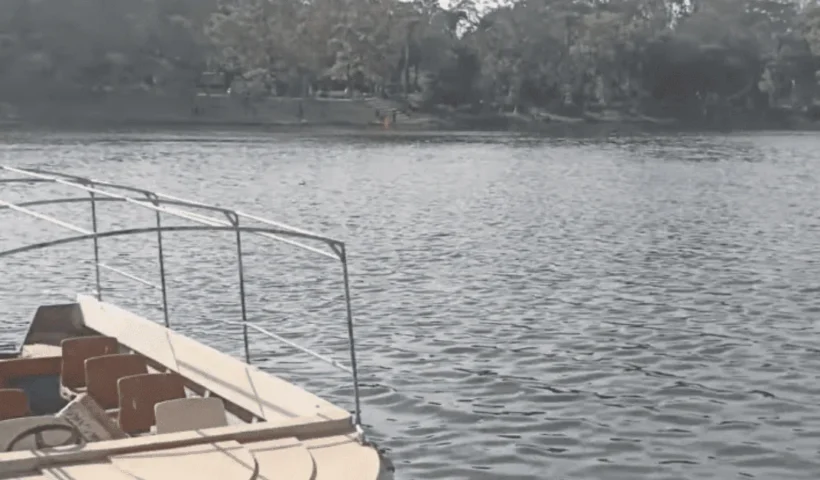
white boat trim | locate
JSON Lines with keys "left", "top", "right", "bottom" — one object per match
{"left": 77, "top": 294, "right": 351, "bottom": 423}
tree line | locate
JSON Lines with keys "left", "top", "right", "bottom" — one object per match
{"left": 1, "top": 0, "right": 819, "bottom": 119}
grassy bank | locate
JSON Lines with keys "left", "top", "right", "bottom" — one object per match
{"left": 1, "top": 93, "right": 818, "bottom": 135}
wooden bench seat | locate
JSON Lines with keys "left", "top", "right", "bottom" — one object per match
{"left": 0, "top": 356, "right": 62, "bottom": 384}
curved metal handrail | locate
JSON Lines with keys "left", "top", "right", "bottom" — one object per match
{"left": 0, "top": 194, "right": 339, "bottom": 260}
{"left": 219, "top": 318, "right": 353, "bottom": 374}
{"left": 0, "top": 165, "right": 363, "bottom": 429}
{"left": 0, "top": 225, "right": 338, "bottom": 257}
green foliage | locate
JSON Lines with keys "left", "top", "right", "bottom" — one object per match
{"left": 0, "top": 0, "right": 215, "bottom": 93}
{"left": 0, "top": 0, "right": 818, "bottom": 114}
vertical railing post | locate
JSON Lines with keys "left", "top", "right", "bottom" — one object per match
{"left": 147, "top": 193, "right": 170, "bottom": 328}
{"left": 89, "top": 190, "right": 102, "bottom": 301}
{"left": 338, "top": 243, "right": 362, "bottom": 427}
{"left": 229, "top": 212, "right": 251, "bottom": 364}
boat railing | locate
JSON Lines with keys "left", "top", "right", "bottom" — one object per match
{"left": 0, "top": 165, "right": 363, "bottom": 428}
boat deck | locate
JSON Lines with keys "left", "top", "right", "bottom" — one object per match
{"left": 0, "top": 297, "right": 385, "bottom": 479}
{"left": 6, "top": 429, "right": 381, "bottom": 479}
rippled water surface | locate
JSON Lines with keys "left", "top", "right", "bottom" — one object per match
{"left": 1, "top": 130, "right": 819, "bottom": 480}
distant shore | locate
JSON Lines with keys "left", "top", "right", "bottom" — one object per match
{"left": 1, "top": 93, "right": 817, "bottom": 136}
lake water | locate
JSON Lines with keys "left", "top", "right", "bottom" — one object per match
{"left": 1, "top": 130, "right": 819, "bottom": 480}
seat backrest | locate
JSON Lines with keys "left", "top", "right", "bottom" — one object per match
{"left": 117, "top": 373, "right": 186, "bottom": 434}
{"left": 0, "top": 357, "right": 65, "bottom": 416}
{"left": 0, "top": 356, "right": 62, "bottom": 384}
{"left": 85, "top": 354, "right": 148, "bottom": 409}
{"left": 154, "top": 397, "right": 229, "bottom": 434}
{"left": 61, "top": 336, "right": 118, "bottom": 389}
{"left": 0, "top": 389, "right": 30, "bottom": 420}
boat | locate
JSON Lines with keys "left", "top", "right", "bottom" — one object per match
{"left": 0, "top": 165, "right": 394, "bottom": 479}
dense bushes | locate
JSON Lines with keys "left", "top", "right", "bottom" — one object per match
{"left": 0, "top": 0, "right": 818, "bottom": 117}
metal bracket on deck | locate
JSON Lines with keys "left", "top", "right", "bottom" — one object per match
{"left": 355, "top": 423, "right": 368, "bottom": 445}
